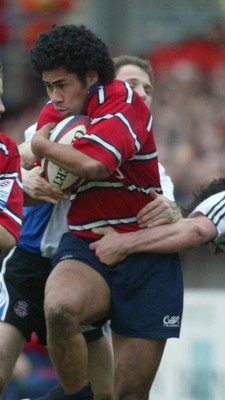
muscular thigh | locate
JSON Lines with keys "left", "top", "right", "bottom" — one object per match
{"left": 45, "top": 259, "right": 111, "bottom": 325}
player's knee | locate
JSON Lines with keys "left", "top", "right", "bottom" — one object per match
{"left": 45, "top": 301, "right": 80, "bottom": 338}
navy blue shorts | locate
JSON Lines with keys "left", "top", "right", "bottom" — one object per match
{"left": 52, "top": 232, "right": 184, "bottom": 339}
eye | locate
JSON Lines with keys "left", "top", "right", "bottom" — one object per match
{"left": 44, "top": 83, "right": 51, "bottom": 90}
{"left": 58, "top": 83, "right": 66, "bottom": 89}
{"left": 145, "top": 86, "right": 153, "bottom": 95}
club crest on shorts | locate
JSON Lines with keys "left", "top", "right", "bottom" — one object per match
{"left": 163, "top": 315, "right": 180, "bottom": 328}
{"left": 14, "top": 300, "right": 29, "bottom": 317}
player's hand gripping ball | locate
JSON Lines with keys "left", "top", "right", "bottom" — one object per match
{"left": 41, "top": 115, "right": 90, "bottom": 190}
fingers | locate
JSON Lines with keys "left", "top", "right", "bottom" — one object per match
{"left": 30, "top": 166, "right": 68, "bottom": 198}
{"left": 149, "top": 188, "right": 159, "bottom": 200}
{"left": 22, "top": 167, "right": 68, "bottom": 203}
{"left": 92, "top": 227, "right": 115, "bottom": 236}
{"left": 37, "top": 123, "right": 56, "bottom": 137}
{"left": 138, "top": 208, "right": 180, "bottom": 228}
{"left": 33, "top": 179, "right": 68, "bottom": 200}
{"left": 137, "top": 192, "right": 181, "bottom": 228}
{"left": 137, "top": 201, "right": 163, "bottom": 227}
{"left": 32, "top": 165, "right": 44, "bottom": 176}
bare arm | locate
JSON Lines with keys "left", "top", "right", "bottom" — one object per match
{"left": 31, "top": 124, "right": 109, "bottom": 180}
{"left": 90, "top": 215, "right": 217, "bottom": 266}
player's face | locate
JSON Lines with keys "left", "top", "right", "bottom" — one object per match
{"left": 42, "top": 67, "right": 96, "bottom": 118}
{"left": 116, "top": 64, "right": 153, "bottom": 108}
{"left": 0, "top": 78, "right": 6, "bottom": 117}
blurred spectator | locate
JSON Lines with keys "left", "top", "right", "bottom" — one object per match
{"left": 149, "top": 59, "right": 225, "bottom": 203}
{"left": 145, "top": 21, "right": 225, "bottom": 203}
{"left": 147, "top": 21, "right": 225, "bottom": 78}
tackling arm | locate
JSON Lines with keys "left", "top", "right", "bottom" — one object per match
{"left": 90, "top": 215, "right": 217, "bottom": 266}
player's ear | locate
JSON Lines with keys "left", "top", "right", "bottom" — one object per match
{"left": 86, "top": 70, "right": 98, "bottom": 86}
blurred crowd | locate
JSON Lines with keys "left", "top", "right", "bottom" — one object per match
{"left": 146, "top": 21, "right": 225, "bottom": 203}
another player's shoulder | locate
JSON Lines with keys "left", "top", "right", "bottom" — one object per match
{"left": 0, "top": 132, "right": 18, "bottom": 157}
{"left": 37, "top": 101, "right": 62, "bottom": 129}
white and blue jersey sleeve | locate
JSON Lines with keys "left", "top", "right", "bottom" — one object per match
{"left": 18, "top": 203, "right": 54, "bottom": 255}
{"left": 189, "top": 191, "right": 225, "bottom": 249}
{"left": 158, "top": 163, "right": 175, "bottom": 201}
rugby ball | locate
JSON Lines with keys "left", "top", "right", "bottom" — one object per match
{"left": 41, "top": 115, "right": 90, "bottom": 190}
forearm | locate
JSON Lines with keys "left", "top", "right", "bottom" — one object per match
{"left": 91, "top": 216, "right": 217, "bottom": 266}
{"left": 90, "top": 224, "right": 183, "bottom": 266}
{"left": 32, "top": 135, "right": 109, "bottom": 180}
{"left": 121, "top": 217, "right": 217, "bottom": 254}
{"left": 120, "top": 226, "right": 184, "bottom": 255}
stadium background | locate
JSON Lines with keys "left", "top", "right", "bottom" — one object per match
{"left": 1, "top": 1, "right": 225, "bottom": 398}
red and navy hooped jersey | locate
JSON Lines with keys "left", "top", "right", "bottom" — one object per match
{"left": 0, "top": 133, "right": 23, "bottom": 242}
{"left": 68, "top": 79, "right": 162, "bottom": 238}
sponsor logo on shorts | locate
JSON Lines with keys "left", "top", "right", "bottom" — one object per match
{"left": 163, "top": 315, "right": 180, "bottom": 328}
{"left": 14, "top": 300, "right": 29, "bottom": 318}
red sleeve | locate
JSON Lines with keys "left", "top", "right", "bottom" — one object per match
{"left": 37, "top": 102, "right": 62, "bottom": 129}
{"left": 0, "top": 134, "right": 23, "bottom": 242}
{"left": 74, "top": 93, "right": 153, "bottom": 175}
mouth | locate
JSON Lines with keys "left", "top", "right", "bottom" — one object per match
{"left": 55, "top": 109, "right": 69, "bottom": 118}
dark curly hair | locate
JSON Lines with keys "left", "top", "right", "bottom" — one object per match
{"left": 182, "top": 177, "right": 225, "bottom": 217}
{"left": 30, "top": 24, "right": 115, "bottom": 85}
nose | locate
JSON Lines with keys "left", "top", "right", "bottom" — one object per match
{"left": 50, "top": 89, "right": 63, "bottom": 106}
